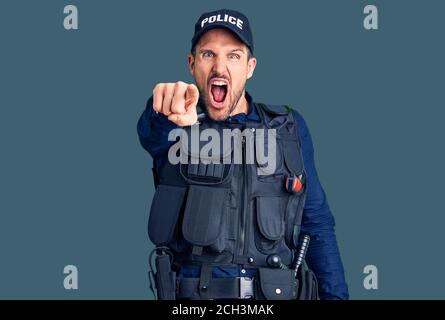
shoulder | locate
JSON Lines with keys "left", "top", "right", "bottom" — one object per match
{"left": 286, "top": 106, "right": 311, "bottom": 140}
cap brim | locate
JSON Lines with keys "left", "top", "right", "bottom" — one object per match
{"left": 192, "top": 23, "right": 252, "bottom": 53}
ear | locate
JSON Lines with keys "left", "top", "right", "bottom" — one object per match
{"left": 246, "top": 57, "right": 257, "bottom": 80}
{"left": 188, "top": 53, "right": 195, "bottom": 77}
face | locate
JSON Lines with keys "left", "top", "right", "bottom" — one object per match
{"left": 188, "top": 28, "right": 257, "bottom": 121}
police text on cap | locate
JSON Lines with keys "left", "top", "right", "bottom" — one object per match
{"left": 201, "top": 14, "right": 243, "bottom": 30}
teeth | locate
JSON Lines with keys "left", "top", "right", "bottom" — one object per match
{"left": 212, "top": 81, "right": 227, "bottom": 86}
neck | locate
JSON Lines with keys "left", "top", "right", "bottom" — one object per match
{"left": 230, "top": 91, "right": 248, "bottom": 117}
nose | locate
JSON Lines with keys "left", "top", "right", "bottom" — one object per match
{"left": 211, "top": 55, "right": 228, "bottom": 76}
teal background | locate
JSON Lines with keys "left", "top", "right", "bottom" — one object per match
{"left": 1, "top": 0, "right": 444, "bottom": 299}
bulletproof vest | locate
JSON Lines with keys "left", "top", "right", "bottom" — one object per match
{"left": 148, "top": 103, "right": 307, "bottom": 270}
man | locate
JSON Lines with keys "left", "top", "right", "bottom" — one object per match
{"left": 137, "top": 9, "right": 349, "bottom": 300}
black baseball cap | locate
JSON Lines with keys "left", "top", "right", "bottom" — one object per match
{"left": 191, "top": 9, "right": 254, "bottom": 54}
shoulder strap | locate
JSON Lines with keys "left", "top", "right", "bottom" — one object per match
{"left": 256, "top": 103, "right": 290, "bottom": 115}
{"left": 255, "top": 103, "right": 295, "bottom": 129}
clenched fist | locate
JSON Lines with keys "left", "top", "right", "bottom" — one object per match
{"left": 152, "top": 81, "right": 200, "bottom": 126}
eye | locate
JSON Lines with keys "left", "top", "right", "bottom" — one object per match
{"left": 202, "top": 51, "right": 214, "bottom": 58}
{"left": 228, "top": 53, "right": 240, "bottom": 60}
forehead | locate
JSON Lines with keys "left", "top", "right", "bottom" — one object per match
{"left": 196, "top": 28, "right": 247, "bottom": 51}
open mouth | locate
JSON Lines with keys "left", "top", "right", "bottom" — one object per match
{"left": 209, "top": 80, "right": 228, "bottom": 108}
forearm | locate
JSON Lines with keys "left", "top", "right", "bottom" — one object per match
{"left": 137, "top": 96, "right": 178, "bottom": 158}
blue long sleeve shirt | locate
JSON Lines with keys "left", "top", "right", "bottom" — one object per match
{"left": 137, "top": 92, "right": 349, "bottom": 300}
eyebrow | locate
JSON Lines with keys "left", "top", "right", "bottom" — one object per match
{"left": 199, "top": 48, "right": 245, "bottom": 53}
{"left": 199, "top": 49, "right": 214, "bottom": 54}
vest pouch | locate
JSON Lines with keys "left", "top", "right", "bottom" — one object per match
{"left": 254, "top": 196, "right": 286, "bottom": 254}
{"left": 254, "top": 268, "right": 299, "bottom": 300}
{"left": 179, "top": 126, "right": 234, "bottom": 185}
{"left": 282, "top": 139, "right": 304, "bottom": 175}
{"left": 182, "top": 185, "right": 229, "bottom": 253}
{"left": 148, "top": 185, "right": 187, "bottom": 246}
{"left": 284, "top": 195, "right": 303, "bottom": 249}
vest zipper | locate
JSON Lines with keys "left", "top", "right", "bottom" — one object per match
{"left": 237, "top": 135, "right": 247, "bottom": 257}
{"left": 242, "top": 131, "right": 253, "bottom": 257}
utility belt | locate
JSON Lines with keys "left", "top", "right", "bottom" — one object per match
{"left": 176, "top": 268, "right": 318, "bottom": 300}
{"left": 149, "top": 248, "right": 319, "bottom": 300}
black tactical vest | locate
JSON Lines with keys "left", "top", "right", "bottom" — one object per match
{"left": 148, "top": 103, "right": 308, "bottom": 271}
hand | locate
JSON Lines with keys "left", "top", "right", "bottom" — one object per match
{"left": 152, "top": 81, "right": 200, "bottom": 126}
